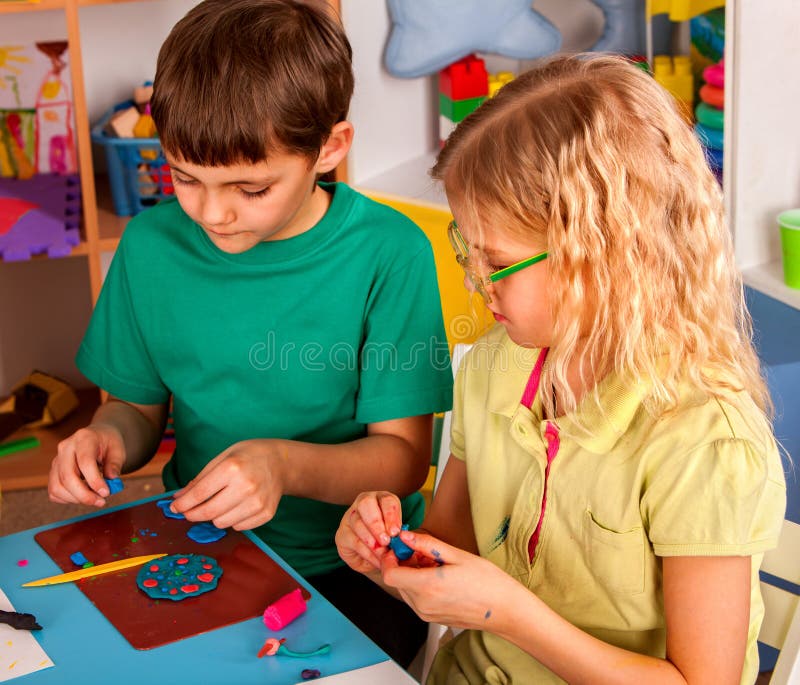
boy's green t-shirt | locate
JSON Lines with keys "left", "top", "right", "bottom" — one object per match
{"left": 76, "top": 183, "right": 454, "bottom": 577}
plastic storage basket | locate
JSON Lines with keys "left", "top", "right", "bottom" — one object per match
{"left": 91, "top": 101, "right": 173, "bottom": 216}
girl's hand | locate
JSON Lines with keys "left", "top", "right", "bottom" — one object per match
{"left": 169, "top": 439, "right": 286, "bottom": 530}
{"left": 335, "top": 491, "right": 406, "bottom": 574}
{"left": 48, "top": 423, "right": 127, "bottom": 507}
{"left": 381, "top": 530, "right": 522, "bottom": 631}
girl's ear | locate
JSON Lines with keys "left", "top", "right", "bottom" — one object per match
{"left": 315, "top": 121, "right": 354, "bottom": 175}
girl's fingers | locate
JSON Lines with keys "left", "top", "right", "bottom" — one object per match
{"left": 397, "top": 530, "right": 456, "bottom": 566}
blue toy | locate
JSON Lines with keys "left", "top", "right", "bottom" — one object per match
{"left": 384, "top": 0, "right": 561, "bottom": 78}
{"left": 104, "top": 477, "right": 124, "bottom": 495}
{"left": 389, "top": 524, "right": 414, "bottom": 561}
{"left": 694, "top": 122, "right": 724, "bottom": 151}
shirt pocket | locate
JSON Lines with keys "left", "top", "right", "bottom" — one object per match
{"left": 583, "top": 509, "right": 646, "bottom": 595}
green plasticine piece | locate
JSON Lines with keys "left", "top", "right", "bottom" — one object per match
{"left": 0, "top": 436, "right": 40, "bottom": 458}
{"left": 278, "top": 644, "right": 331, "bottom": 658}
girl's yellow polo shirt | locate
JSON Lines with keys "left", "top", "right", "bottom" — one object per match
{"left": 430, "top": 325, "right": 786, "bottom": 685}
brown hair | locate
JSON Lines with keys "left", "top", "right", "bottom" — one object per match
{"left": 433, "top": 54, "right": 771, "bottom": 419}
{"left": 151, "top": 0, "right": 353, "bottom": 166}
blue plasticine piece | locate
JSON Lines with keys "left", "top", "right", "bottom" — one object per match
{"left": 157, "top": 498, "right": 186, "bottom": 520}
{"left": 105, "top": 477, "right": 124, "bottom": 495}
{"left": 187, "top": 522, "right": 227, "bottom": 544}
{"left": 69, "top": 551, "right": 89, "bottom": 566}
{"left": 389, "top": 524, "right": 414, "bottom": 560}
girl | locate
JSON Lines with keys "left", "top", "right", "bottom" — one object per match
{"left": 335, "top": 54, "right": 786, "bottom": 684}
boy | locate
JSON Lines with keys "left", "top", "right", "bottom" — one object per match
{"left": 48, "top": 0, "right": 453, "bottom": 667}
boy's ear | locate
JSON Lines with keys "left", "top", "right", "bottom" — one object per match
{"left": 314, "top": 121, "right": 354, "bottom": 175}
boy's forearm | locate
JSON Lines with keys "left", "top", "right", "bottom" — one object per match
{"left": 272, "top": 433, "right": 429, "bottom": 505}
{"left": 91, "top": 399, "right": 166, "bottom": 474}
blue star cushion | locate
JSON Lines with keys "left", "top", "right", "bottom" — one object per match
{"left": 385, "top": 0, "right": 562, "bottom": 78}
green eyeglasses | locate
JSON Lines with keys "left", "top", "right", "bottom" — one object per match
{"left": 447, "top": 221, "right": 548, "bottom": 304}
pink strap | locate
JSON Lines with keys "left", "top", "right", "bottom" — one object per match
{"left": 527, "top": 421, "right": 560, "bottom": 561}
{"left": 520, "top": 348, "right": 549, "bottom": 409}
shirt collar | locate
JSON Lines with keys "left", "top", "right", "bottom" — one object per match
{"left": 485, "top": 327, "right": 649, "bottom": 454}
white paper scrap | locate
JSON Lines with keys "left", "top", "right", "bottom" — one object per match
{"left": 0, "top": 587, "right": 54, "bottom": 682}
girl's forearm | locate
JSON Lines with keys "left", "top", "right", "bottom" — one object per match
{"left": 493, "top": 587, "right": 686, "bottom": 685}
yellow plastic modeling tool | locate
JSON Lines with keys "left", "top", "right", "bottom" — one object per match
{"left": 22, "top": 553, "right": 167, "bottom": 587}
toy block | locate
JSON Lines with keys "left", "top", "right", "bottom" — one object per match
{"left": 653, "top": 55, "right": 694, "bottom": 121}
{"left": 648, "top": 0, "right": 725, "bottom": 22}
{"left": 439, "top": 114, "right": 457, "bottom": 147}
{"left": 133, "top": 84, "right": 153, "bottom": 111}
{"left": 439, "top": 55, "right": 488, "bottom": 101}
{"left": 104, "top": 106, "right": 139, "bottom": 138}
{"left": 439, "top": 93, "right": 485, "bottom": 124}
{"left": 488, "top": 71, "right": 514, "bottom": 98}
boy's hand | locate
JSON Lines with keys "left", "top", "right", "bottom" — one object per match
{"left": 170, "top": 439, "right": 285, "bottom": 530}
{"left": 48, "top": 423, "right": 126, "bottom": 507}
{"left": 380, "top": 530, "right": 522, "bottom": 632}
{"left": 335, "top": 491, "right": 405, "bottom": 574}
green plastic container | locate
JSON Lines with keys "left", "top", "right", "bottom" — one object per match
{"left": 778, "top": 209, "right": 800, "bottom": 289}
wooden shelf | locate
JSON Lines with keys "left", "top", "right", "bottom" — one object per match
{"left": 0, "top": 0, "right": 145, "bottom": 12}
{"left": 0, "top": 386, "right": 170, "bottom": 492}
{"left": 0, "top": 0, "right": 67, "bottom": 14}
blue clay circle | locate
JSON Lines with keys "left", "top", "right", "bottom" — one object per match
{"left": 187, "top": 522, "right": 227, "bottom": 544}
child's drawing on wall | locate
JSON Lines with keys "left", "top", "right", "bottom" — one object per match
{"left": 0, "top": 41, "right": 76, "bottom": 178}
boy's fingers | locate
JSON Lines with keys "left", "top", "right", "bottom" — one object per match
{"left": 171, "top": 470, "right": 223, "bottom": 514}
{"left": 376, "top": 493, "right": 403, "bottom": 536}
{"left": 348, "top": 510, "right": 381, "bottom": 551}
{"left": 353, "top": 494, "right": 392, "bottom": 545}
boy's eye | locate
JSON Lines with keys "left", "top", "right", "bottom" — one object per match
{"left": 172, "top": 175, "right": 196, "bottom": 186}
{"left": 239, "top": 186, "right": 270, "bottom": 199}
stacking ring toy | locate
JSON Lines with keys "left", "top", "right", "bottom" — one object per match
{"left": 699, "top": 83, "right": 724, "bottom": 109}
{"left": 703, "top": 62, "right": 724, "bottom": 88}
{"left": 695, "top": 123, "right": 724, "bottom": 151}
{"left": 695, "top": 102, "right": 724, "bottom": 130}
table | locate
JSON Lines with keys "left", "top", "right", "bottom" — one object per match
{"left": 0, "top": 493, "right": 417, "bottom": 684}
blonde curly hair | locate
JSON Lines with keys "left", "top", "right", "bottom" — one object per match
{"left": 432, "top": 53, "right": 771, "bottom": 420}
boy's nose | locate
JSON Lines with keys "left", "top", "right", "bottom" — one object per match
{"left": 200, "top": 193, "right": 233, "bottom": 227}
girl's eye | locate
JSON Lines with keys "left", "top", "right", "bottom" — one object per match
{"left": 488, "top": 264, "right": 508, "bottom": 273}
{"left": 240, "top": 187, "right": 270, "bottom": 199}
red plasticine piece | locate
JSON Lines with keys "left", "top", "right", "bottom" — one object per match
{"left": 197, "top": 573, "right": 214, "bottom": 583}
{"left": 180, "top": 584, "right": 200, "bottom": 593}
{"left": 177, "top": 557, "right": 189, "bottom": 565}
{"left": 263, "top": 587, "right": 307, "bottom": 630}
{"left": 143, "top": 579, "right": 158, "bottom": 588}
{"left": 149, "top": 565, "right": 159, "bottom": 572}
